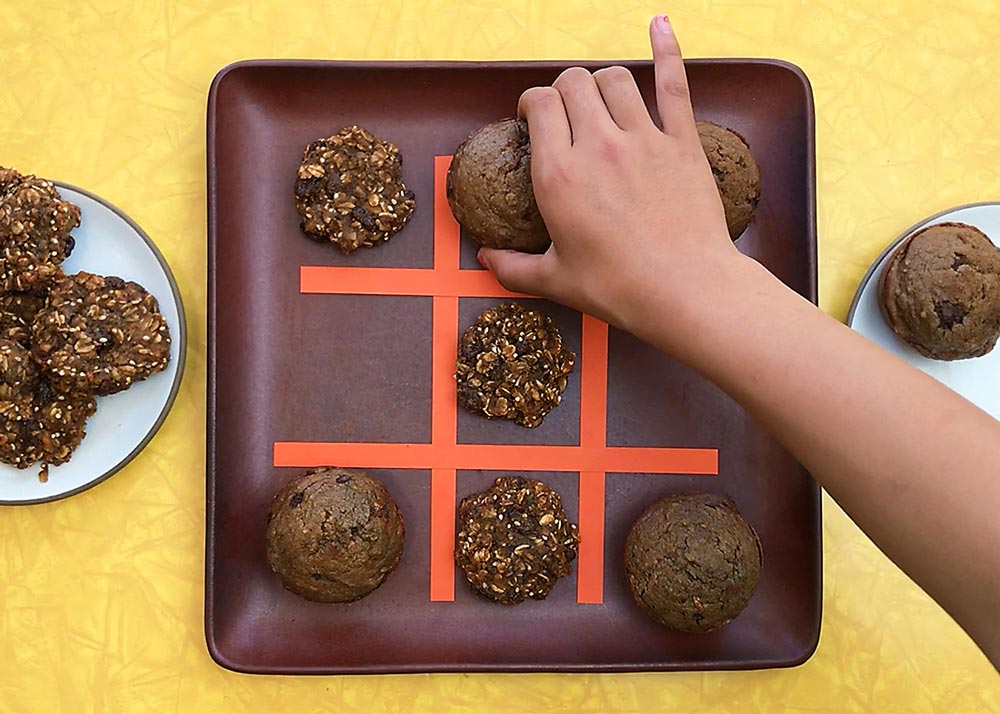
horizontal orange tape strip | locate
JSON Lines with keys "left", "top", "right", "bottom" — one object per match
{"left": 300, "top": 265, "right": 527, "bottom": 298}
{"left": 273, "top": 442, "right": 718, "bottom": 475}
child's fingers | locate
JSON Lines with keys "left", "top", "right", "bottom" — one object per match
{"left": 552, "top": 67, "right": 619, "bottom": 143}
{"left": 478, "top": 248, "right": 552, "bottom": 298}
{"left": 517, "top": 87, "right": 572, "bottom": 155}
{"left": 649, "top": 15, "right": 697, "bottom": 139}
{"left": 593, "top": 66, "right": 653, "bottom": 132}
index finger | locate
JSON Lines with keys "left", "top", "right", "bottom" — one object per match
{"left": 517, "top": 86, "right": 572, "bottom": 157}
{"left": 650, "top": 15, "right": 697, "bottom": 139}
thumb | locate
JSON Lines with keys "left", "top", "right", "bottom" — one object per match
{"left": 479, "top": 248, "right": 552, "bottom": 297}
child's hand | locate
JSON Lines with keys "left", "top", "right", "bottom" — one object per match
{"left": 479, "top": 15, "right": 741, "bottom": 344}
{"left": 482, "top": 16, "right": 1000, "bottom": 667}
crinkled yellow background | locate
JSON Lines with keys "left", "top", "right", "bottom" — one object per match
{"left": 1, "top": 0, "right": 998, "bottom": 711}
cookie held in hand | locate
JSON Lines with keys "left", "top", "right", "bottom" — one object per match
{"left": 696, "top": 121, "right": 761, "bottom": 241}
{"left": 447, "top": 118, "right": 551, "bottom": 254}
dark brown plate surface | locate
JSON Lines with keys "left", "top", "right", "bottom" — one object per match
{"left": 206, "top": 59, "right": 820, "bottom": 674}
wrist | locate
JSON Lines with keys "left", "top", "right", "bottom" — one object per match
{"left": 616, "top": 250, "right": 770, "bottom": 356}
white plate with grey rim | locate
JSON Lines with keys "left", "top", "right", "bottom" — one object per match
{"left": 847, "top": 202, "right": 1000, "bottom": 420}
{"left": 0, "top": 183, "right": 186, "bottom": 505}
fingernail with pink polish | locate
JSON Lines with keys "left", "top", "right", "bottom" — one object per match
{"left": 656, "top": 14, "right": 672, "bottom": 33}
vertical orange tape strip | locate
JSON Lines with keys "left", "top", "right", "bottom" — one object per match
{"left": 430, "top": 468, "right": 457, "bottom": 601}
{"left": 429, "top": 156, "right": 461, "bottom": 601}
{"left": 577, "top": 470, "right": 606, "bottom": 604}
{"left": 428, "top": 296, "right": 458, "bottom": 602}
{"left": 433, "top": 156, "right": 460, "bottom": 272}
{"left": 577, "top": 315, "right": 610, "bottom": 604}
{"left": 431, "top": 297, "right": 459, "bottom": 444}
{"left": 579, "top": 316, "right": 609, "bottom": 445}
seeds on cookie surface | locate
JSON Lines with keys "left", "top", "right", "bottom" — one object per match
{"left": 0, "top": 376, "right": 96, "bottom": 471}
{"left": 31, "top": 271, "right": 172, "bottom": 397}
{"left": 455, "top": 476, "right": 580, "bottom": 605}
{"left": 294, "top": 126, "right": 415, "bottom": 254}
{"left": 0, "top": 167, "right": 176, "bottom": 477}
{"left": 455, "top": 303, "right": 575, "bottom": 428}
{"left": 0, "top": 167, "right": 80, "bottom": 292}
{"left": 0, "top": 287, "right": 49, "bottom": 346}
{"left": 0, "top": 269, "right": 169, "bottom": 474}
{"left": 0, "top": 337, "right": 38, "bottom": 402}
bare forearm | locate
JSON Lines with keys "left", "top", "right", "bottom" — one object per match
{"left": 624, "top": 256, "right": 1000, "bottom": 662}
{"left": 481, "top": 17, "right": 998, "bottom": 664}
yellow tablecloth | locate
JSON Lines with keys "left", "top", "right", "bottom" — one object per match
{"left": 1, "top": 1, "right": 998, "bottom": 711}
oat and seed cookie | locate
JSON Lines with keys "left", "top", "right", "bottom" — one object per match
{"left": 455, "top": 303, "right": 575, "bottom": 429}
{"left": 31, "top": 272, "right": 171, "bottom": 396}
{"left": 294, "top": 126, "right": 415, "bottom": 254}
{"left": 0, "top": 282, "right": 52, "bottom": 346}
{"left": 0, "top": 167, "right": 80, "bottom": 292}
{"left": 0, "top": 377, "right": 96, "bottom": 471}
{"left": 456, "top": 476, "right": 579, "bottom": 605}
{"left": 0, "top": 338, "right": 38, "bottom": 403}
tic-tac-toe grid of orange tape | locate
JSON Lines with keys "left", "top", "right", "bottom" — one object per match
{"left": 274, "top": 156, "right": 719, "bottom": 604}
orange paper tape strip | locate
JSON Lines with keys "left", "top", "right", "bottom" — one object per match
{"left": 273, "top": 442, "right": 718, "bottom": 474}
{"left": 427, "top": 157, "right": 462, "bottom": 601}
{"left": 576, "top": 316, "right": 610, "bottom": 603}
{"left": 430, "top": 468, "right": 457, "bottom": 602}
{"left": 577, "top": 471, "right": 607, "bottom": 604}
{"left": 301, "top": 265, "right": 524, "bottom": 298}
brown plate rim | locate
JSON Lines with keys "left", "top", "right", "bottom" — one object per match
{"left": 0, "top": 182, "right": 188, "bottom": 507}
{"left": 205, "top": 58, "right": 820, "bottom": 674}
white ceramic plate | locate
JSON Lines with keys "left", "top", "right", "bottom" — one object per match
{"left": 0, "top": 183, "right": 186, "bottom": 505}
{"left": 847, "top": 202, "right": 1000, "bottom": 420}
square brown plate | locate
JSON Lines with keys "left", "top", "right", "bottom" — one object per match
{"left": 206, "top": 59, "right": 820, "bottom": 674}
